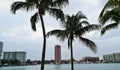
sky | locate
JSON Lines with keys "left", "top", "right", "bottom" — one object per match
{"left": 0, "top": 0, "right": 120, "bottom": 60}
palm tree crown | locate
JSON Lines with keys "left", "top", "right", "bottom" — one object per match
{"left": 99, "top": 0, "right": 120, "bottom": 35}
{"left": 47, "top": 11, "right": 100, "bottom": 53}
{"left": 11, "top": 0, "right": 69, "bottom": 31}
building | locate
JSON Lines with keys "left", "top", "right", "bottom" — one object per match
{"left": 103, "top": 53, "right": 120, "bottom": 63}
{"left": 82, "top": 56, "right": 99, "bottom": 63}
{"left": 0, "top": 42, "right": 3, "bottom": 65}
{"left": 114, "top": 53, "right": 120, "bottom": 62}
{"left": 3, "top": 52, "right": 26, "bottom": 64}
{"left": 55, "top": 45, "right": 61, "bottom": 64}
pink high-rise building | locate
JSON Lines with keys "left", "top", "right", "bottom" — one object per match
{"left": 55, "top": 45, "right": 61, "bottom": 64}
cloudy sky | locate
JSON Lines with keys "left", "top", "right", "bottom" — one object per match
{"left": 0, "top": 0, "right": 120, "bottom": 60}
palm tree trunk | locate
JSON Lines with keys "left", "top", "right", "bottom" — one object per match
{"left": 70, "top": 38, "right": 74, "bottom": 70}
{"left": 39, "top": 15, "right": 46, "bottom": 70}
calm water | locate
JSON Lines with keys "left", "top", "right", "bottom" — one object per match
{"left": 0, "top": 64, "right": 120, "bottom": 70}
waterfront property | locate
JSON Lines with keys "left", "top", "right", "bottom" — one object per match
{"left": 103, "top": 53, "right": 120, "bottom": 63}
{"left": 55, "top": 45, "right": 61, "bottom": 64}
{"left": 82, "top": 56, "right": 99, "bottom": 63}
{"left": 3, "top": 51, "right": 26, "bottom": 64}
{"left": 0, "top": 42, "right": 3, "bottom": 65}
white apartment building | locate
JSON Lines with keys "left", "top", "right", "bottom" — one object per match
{"left": 3, "top": 52, "right": 26, "bottom": 64}
{"left": 114, "top": 53, "right": 120, "bottom": 62}
{"left": 103, "top": 53, "right": 120, "bottom": 63}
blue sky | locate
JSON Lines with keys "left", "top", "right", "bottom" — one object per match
{"left": 0, "top": 0, "right": 120, "bottom": 60}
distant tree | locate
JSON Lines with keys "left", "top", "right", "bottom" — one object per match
{"left": 1, "top": 59, "right": 9, "bottom": 65}
{"left": 47, "top": 11, "right": 100, "bottom": 70}
{"left": 44, "top": 60, "right": 50, "bottom": 64}
{"left": 36, "top": 60, "right": 41, "bottom": 64}
{"left": 26, "top": 59, "right": 32, "bottom": 65}
{"left": 50, "top": 60, "right": 55, "bottom": 64}
{"left": 9, "top": 59, "right": 21, "bottom": 65}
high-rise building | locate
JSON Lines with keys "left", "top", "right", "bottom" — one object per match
{"left": 0, "top": 42, "right": 3, "bottom": 65}
{"left": 3, "top": 51, "right": 26, "bottom": 64}
{"left": 55, "top": 45, "right": 61, "bottom": 64}
{"left": 103, "top": 53, "right": 120, "bottom": 63}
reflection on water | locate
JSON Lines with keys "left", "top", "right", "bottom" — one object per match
{"left": 0, "top": 65, "right": 40, "bottom": 70}
{"left": 0, "top": 66, "right": 25, "bottom": 70}
{"left": 45, "top": 64, "right": 59, "bottom": 70}
{"left": 55, "top": 65, "right": 61, "bottom": 69}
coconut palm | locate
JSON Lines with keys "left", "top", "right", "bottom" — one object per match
{"left": 10, "top": 0, "right": 69, "bottom": 70}
{"left": 99, "top": 7, "right": 120, "bottom": 35}
{"left": 99, "top": 0, "right": 120, "bottom": 18}
{"left": 99, "top": 0, "right": 120, "bottom": 35}
{"left": 47, "top": 11, "right": 100, "bottom": 70}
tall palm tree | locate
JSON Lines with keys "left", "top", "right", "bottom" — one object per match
{"left": 99, "top": 0, "right": 120, "bottom": 35}
{"left": 47, "top": 11, "right": 100, "bottom": 70}
{"left": 10, "top": 0, "right": 69, "bottom": 70}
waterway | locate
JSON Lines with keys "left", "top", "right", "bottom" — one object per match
{"left": 0, "top": 64, "right": 120, "bottom": 70}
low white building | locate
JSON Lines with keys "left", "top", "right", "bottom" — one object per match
{"left": 3, "top": 52, "right": 26, "bottom": 64}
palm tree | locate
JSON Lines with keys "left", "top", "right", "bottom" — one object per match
{"left": 99, "top": 0, "right": 120, "bottom": 35}
{"left": 10, "top": 0, "right": 69, "bottom": 70}
{"left": 47, "top": 11, "right": 100, "bottom": 70}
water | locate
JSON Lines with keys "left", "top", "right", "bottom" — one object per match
{"left": 0, "top": 64, "right": 120, "bottom": 70}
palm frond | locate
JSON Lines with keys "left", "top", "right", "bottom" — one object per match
{"left": 77, "top": 24, "right": 101, "bottom": 36}
{"left": 79, "top": 20, "right": 89, "bottom": 26}
{"left": 26, "top": 0, "right": 39, "bottom": 4}
{"left": 48, "top": 8, "right": 65, "bottom": 21}
{"left": 79, "top": 37, "right": 97, "bottom": 53}
{"left": 47, "top": 29, "right": 68, "bottom": 41}
{"left": 111, "top": 14, "right": 120, "bottom": 22}
{"left": 63, "top": 13, "right": 88, "bottom": 30}
{"left": 30, "top": 12, "right": 39, "bottom": 31}
{"left": 62, "top": 15, "right": 73, "bottom": 27}
{"left": 11, "top": 1, "right": 28, "bottom": 13}
{"left": 81, "top": 21, "right": 89, "bottom": 25}
{"left": 110, "top": 8, "right": 120, "bottom": 22}
{"left": 99, "top": 7, "right": 120, "bottom": 25}
{"left": 52, "top": 0, "right": 69, "bottom": 8}
{"left": 40, "top": 0, "right": 52, "bottom": 6}
{"left": 99, "top": 0, "right": 118, "bottom": 18}
{"left": 101, "top": 23, "right": 119, "bottom": 35}
{"left": 11, "top": 1, "right": 35, "bottom": 14}
{"left": 76, "top": 11, "right": 87, "bottom": 20}
{"left": 47, "top": 30, "right": 62, "bottom": 37}
{"left": 99, "top": 10, "right": 113, "bottom": 25}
